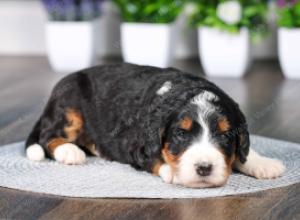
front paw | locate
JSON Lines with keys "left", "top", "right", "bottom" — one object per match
{"left": 245, "top": 157, "right": 285, "bottom": 179}
{"left": 54, "top": 143, "right": 86, "bottom": 165}
{"left": 158, "top": 164, "right": 173, "bottom": 183}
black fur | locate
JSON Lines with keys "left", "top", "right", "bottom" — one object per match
{"left": 26, "top": 63, "right": 249, "bottom": 171}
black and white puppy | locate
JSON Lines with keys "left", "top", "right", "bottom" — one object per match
{"left": 25, "top": 63, "right": 285, "bottom": 188}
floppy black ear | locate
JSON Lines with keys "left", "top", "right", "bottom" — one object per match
{"left": 141, "top": 108, "right": 181, "bottom": 172}
{"left": 133, "top": 126, "right": 165, "bottom": 172}
{"left": 236, "top": 124, "right": 250, "bottom": 163}
{"left": 234, "top": 104, "right": 250, "bottom": 163}
{"left": 144, "top": 127, "right": 165, "bottom": 158}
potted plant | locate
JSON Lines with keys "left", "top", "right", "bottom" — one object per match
{"left": 42, "top": 0, "right": 103, "bottom": 73}
{"left": 187, "top": 0, "right": 268, "bottom": 77}
{"left": 277, "top": 0, "right": 300, "bottom": 79}
{"left": 113, "top": 0, "right": 184, "bottom": 68}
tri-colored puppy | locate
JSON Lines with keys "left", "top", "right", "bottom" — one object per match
{"left": 26, "top": 63, "right": 285, "bottom": 188}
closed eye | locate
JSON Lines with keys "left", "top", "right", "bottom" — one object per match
{"left": 175, "top": 128, "right": 187, "bottom": 137}
{"left": 220, "top": 130, "right": 230, "bottom": 138}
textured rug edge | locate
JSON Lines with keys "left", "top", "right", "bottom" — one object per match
{"left": 0, "top": 134, "right": 299, "bottom": 199}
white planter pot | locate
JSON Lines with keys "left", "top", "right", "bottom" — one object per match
{"left": 46, "top": 20, "right": 97, "bottom": 73}
{"left": 121, "top": 23, "right": 175, "bottom": 68}
{"left": 278, "top": 28, "right": 300, "bottom": 79}
{"left": 198, "top": 27, "right": 250, "bottom": 77}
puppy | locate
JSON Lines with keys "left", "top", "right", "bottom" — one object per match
{"left": 25, "top": 63, "right": 285, "bottom": 188}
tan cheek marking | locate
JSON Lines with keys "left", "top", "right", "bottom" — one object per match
{"left": 152, "top": 160, "right": 163, "bottom": 176}
{"left": 64, "top": 108, "right": 84, "bottom": 142}
{"left": 218, "top": 146, "right": 236, "bottom": 177}
{"left": 47, "top": 138, "right": 67, "bottom": 155}
{"left": 162, "top": 143, "right": 182, "bottom": 171}
{"left": 218, "top": 117, "right": 230, "bottom": 132}
{"left": 225, "top": 154, "right": 236, "bottom": 176}
{"left": 179, "top": 117, "right": 193, "bottom": 131}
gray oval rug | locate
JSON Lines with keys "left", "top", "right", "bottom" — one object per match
{"left": 0, "top": 135, "right": 299, "bottom": 199}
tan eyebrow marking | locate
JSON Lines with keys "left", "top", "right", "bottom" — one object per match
{"left": 218, "top": 117, "right": 230, "bottom": 132}
{"left": 179, "top": 117, "right": 193, "bottom": 131}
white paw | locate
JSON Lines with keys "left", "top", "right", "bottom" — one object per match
{"left": 158, "top": 164, "right": 173, "bottom": 183}
{"left": 54, "top": 143, "right": 86, "bottom": 165}
{"left": 26, "top": 144, "right": 45, "bottom": 161}
{"left": 244, "top": 157, "right": 285, "bottom": 179}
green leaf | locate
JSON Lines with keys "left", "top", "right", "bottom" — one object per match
{"left": 244, "top": 6, "right": 259, "bottom": 17}
{"left": 112, "top": 0, "right": 185, "bottom": 23}
{"left": 186, "top": 0, "right": 269, "bottom": 42}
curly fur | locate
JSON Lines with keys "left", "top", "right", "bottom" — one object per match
{"left": 25, "top": 63, "right": 249, "bottom": 174}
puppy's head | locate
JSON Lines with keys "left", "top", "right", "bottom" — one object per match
{"left": 162, "top": 91, "right": 249, "bottom": 188}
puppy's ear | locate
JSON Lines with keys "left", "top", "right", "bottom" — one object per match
{"left": 134, "top": 127, "right": 165, "bottom": 172}
{"left": 234, "top": 105, "right": 250, "bottom": 163}
{"left": 236, "top": 125, "right": 250, "bottom": 163}
{"left": 144, "top": 127, "right": 165, "bottom": 157}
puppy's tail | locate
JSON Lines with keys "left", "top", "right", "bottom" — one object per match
{"left": 25, "top": 119, "right": 45, "bottom": 162}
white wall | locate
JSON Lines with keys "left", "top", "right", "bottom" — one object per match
{"left": 0, "top": 0, "right": 277, "bottom": 59}
{"left": 0, "top": 1, "right": 47, "bottom": 55}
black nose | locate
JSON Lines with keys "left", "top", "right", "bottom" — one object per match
{"left": 196, "top": 163, "right": 213, "bottom": 176}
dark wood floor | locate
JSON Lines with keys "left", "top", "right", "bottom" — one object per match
{"left": 0, "top": 56, "right": 299, "bottom": 220}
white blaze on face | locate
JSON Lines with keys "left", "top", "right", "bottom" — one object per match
{"left": 173, "top": 91, "right": 229, "bottom": 188}
{"left": 156, "top": 81, "right": 172, "bottom": 95}
{"left": 191, "top": 91, "right": 219, "bottom": 106}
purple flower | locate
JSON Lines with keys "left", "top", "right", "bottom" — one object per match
{"left": 291, "top": 0, "right": 298, "bottom": 4}
{"left": 41, "top": 0, "right": 104, "bottom": 21}
{"left": 42, "top": 0, "right": 66, "bottom": 20}
{"left": 80, "top": 0, "right": 95, "bottom": 20}
{"left": 63, "top": 0, "right": 77, "bottom": 20}
{"left": 277, "top": 0, "right": 298, "bottom": 8}
{"left": 42, "top": 0, "right": 56, "bottom": 14}
{"left": 277, "top": 0, "right": 286, "bottom": 8}
{"left": 95, "top": 0, "right": 104, "bottom": 15}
